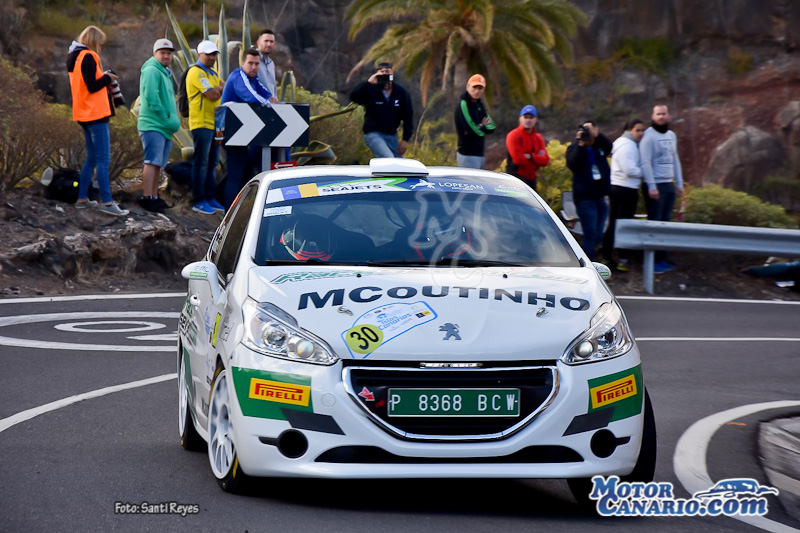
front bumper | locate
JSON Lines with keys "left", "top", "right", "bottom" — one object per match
{"left": 226, "top": 345, "right": 645, "bottom": 479}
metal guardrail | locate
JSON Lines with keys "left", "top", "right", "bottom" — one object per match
{"left": 615, "top": 219, "right": 800, "bottom": 294}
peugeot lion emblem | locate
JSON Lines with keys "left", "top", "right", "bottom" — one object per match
{"left": 439, "top": 323, "right": 461, "bottom": 340}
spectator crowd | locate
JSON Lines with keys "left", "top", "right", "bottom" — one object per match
{"left": 68, "top": 25, "right": 683, "bottom": 273}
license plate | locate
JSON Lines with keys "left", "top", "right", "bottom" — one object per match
{"left": 387, "top": 388, "right": 520, "bottom": 417}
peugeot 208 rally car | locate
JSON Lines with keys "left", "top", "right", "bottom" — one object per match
{"left": 177, "top": 158, "right": 655, "bottom": 501}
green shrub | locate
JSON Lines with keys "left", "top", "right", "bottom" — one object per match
{"left": 405, "top": 114, "right": 457, "bottom": 167}
{"left": 752, "top": 174, "right": 800, "bottom": 211}
{"left": 573, "top": 57, "right": 616, "bottom": 85}
{"left": 108, "top": 106, "right": 144, "bottom": 183}
{"left": 292, "top": 87, "right": 371, "bottom": 164}
{"left": 614, "top": 38, "right": 678, "bottom": 74}
{"left": 535, "top": 139, "right": 572, "bottom": 213}
{"left": 682, "top": 185, "right": 798, "bottom": 229}
{"left": 0, "top": 59, "right": 78, "bottom": 192}
{"left": 726, "top": 46, "right": 754, "bottom": 76}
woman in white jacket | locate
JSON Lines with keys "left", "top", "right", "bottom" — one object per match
{"left": 601, "top": 119, "right": 645, "bottom": 270}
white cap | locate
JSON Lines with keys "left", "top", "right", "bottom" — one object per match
{"left": 197, "top": 40, "right": 219, "bottom": 55}
{"left": 153, "top": 38, "right": 175, "bottom": 53}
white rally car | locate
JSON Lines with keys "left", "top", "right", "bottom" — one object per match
{"left": 178, "top": 159, "right": 655, "bottom": 501}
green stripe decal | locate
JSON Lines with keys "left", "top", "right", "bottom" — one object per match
{"left": 232, "top": 367, "right": 313, "bottom": 420}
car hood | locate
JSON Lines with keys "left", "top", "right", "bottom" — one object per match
{"left": 248, "top": 266, "right": 611, "bottom": 362}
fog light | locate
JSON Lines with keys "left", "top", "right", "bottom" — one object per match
{"left": 576, "top": 340, "right": 594, "bottom": 358}
{"left": 290, "top": 337, "right": 316, "bottom": 359}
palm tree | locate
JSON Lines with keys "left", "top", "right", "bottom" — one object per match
{"left": 346, "top": 0, "right": 587, "bottom": 105}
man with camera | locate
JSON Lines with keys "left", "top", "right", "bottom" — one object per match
{"left": 505, "top": 105, "right": 549, "bottom": 190}
{"left": 137, "top": 38, "right": 181, "bottom": 213}
{"left": 349, "top": 62, "right": 414, "bottom": 158}
{"left": 566, "top": 121, "right": 613, "bottom": 261}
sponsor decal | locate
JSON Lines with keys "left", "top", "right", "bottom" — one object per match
{"left": 341, "top": 301, "right": 438, "bottom": 358}
{"left": 589, "top": 476, "right": 777, "bottom": 517}
{"left": 587, "top": 365, "right": 643, "bottom": 422}
{"left": 494, "top": 184, "right": 530, "bottom": 198}
{"left": 590, "top": 374, "right": 637, "bottom": 409}
{"left": 189, "top": 271, "right": 208, "bottom": 279}
{"left": 300, "top": 285, "right": 590, "bottom": 312}
{"left": 271, "top": 268, "right": 588, "bottom": 286}
{"left": 232, "top": 368, "right": 313, "bottom": 420}
{"left": 210, "top": 313, "right": 221, "bottom": 348}
{"left": 263, "top": 206, "right": 292, "bottom": 217}
{"left": 249, "top": 378, "right": 311, "bottom": 407}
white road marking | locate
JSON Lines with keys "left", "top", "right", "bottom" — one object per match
{"left": 127, "top": 333, "right": 179, "bottom": 342}
{"left": 0, "top": 293, "right": 184, "bottom": 304}
{"left": 674, "top": 400, "right": 800, "bottom": 533}
{"left": 0, "top": 373, "right": 176, "bottom": 435}
{"left": 618, "top": 295, "right": 800, "bottom": 305}
{"left": 638, "top": 337, "right": 800, "bottom": 342}
{"left": 54, "top": 321, "right": 166, "bottom": 333}
{"left": 0, "top": 312, "right": 179, "bottom": 352}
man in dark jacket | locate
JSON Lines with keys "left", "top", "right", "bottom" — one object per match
{"left": 349, "top": 62, "right": 413, "bottom": 158}
{"left": 454, "top": 74, "right": 495, "bottom": 168}
{"left": 566, "top": 120, "right": 613, "bottom": 261}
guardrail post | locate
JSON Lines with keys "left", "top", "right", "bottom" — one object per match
{"left": 643, "top": 250, "right": 655, "bottom": 294}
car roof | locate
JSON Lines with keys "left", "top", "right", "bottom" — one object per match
{"left": 253, "top": 160, "right": 524, "bottom": 188}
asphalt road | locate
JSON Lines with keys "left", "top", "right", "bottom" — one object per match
{"left": 0, "top": 293, "right": 798, "bottom": 532}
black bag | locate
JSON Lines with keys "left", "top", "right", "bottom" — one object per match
{"left": 176, "top": 65, "right": 198, "bottom": 118}
{"left": 45, "top": 168, "right": 82, "bottom": 204}
{"left": 164, "top": 161, "right": 192, "bottom": 187}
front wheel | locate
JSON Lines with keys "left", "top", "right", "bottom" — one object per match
{"left": 208, "top": 367, "right": 250, "bottom": 493}
{"left": 568, "top": 389, "right": 657, "bottom": 507}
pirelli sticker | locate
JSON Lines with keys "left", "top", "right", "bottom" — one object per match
{"left": 587, "top": 365, "right": 643, "bottom": 422}
{"left": 248, "top": 378, "right": 310, "bottom": 407}
{"left": 232, "top": 368, "right": 313, "bottom": 420}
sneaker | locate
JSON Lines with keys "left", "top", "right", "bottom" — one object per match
{"left": 75, "top": 199, "right": 98, "bottom": 209}
{"left": 153, "top": 197, "right": 171, "bottom": 210}
{"left": 207, "top": 198, "right": 225, "bottom": 212}
{"left": 656, "top": 259, "right": 675, "bottom": 272}
{"left": 192, "top": 202, "right": 215, "bottom": 215}
{"left": 139, "top": 197, "right": 165, "bottom": 213}
{"left": 98, "top": 202, "right": 129, "bottom": 217}
{"left": 616, "top": 260, "right": 631, "bottom": 273}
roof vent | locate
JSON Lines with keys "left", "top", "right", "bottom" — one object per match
{"left": 369, "top": 158, "right": 428, "bottom": 177}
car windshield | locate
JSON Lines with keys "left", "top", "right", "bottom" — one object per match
{"left": 254, "top": 175, "right": 580, "bottom": 267}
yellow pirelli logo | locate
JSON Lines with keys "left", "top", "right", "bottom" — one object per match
{"left": 248, "top": 378, "right": 310, "bottom": 406}
{"left": 590, "top": 374, "right": 637, "bottom": 409}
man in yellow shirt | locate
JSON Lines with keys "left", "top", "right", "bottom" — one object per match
{"left": 187, "top": 40, "right": 225, "bottom": 214}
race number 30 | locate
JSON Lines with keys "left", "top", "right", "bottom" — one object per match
{"left": 344, "top": 324, "right": 384, "bottom": 354}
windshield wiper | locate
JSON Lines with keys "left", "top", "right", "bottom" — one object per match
{"left": 263, "top": 258, "right": 328, "bottom": 265}
{"left": 361, "top": 259, "right": 528, "bottom": 268}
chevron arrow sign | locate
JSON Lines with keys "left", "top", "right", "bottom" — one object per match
{"left": 222, "top": 103, "right": 310, "bottom": 147}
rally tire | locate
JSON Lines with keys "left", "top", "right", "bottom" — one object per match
{"left": 208, "top": 366, "right": 250, "bottom": 494}
{"left": 568, "top": 389, "right": 657, "bottom": 508}
{"left": 178, "top": 352, "right": 205, "bottom": 451}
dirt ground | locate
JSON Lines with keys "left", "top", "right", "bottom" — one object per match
{"left": 0, "top": 188, "right": 798, "bottom": 301}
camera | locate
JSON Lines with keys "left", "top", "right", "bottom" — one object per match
{"left": 105, "top": 69, "right": 126, "bottom": 108}
{"left": 376, "top": 74, "right": 393, "bottom": 84}
{"left": 579, "top": 125, "right": 591, "bottom": 142}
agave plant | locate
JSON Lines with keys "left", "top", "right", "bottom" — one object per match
{"left": 157, "top": 2, "right": 356, "bottom": 165}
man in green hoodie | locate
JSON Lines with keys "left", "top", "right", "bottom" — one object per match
{"left": 137, "top": 38, "right": 181, "bottom": 212}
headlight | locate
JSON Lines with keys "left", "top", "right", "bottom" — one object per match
{"left": 561, "top": 301, "right": 633, "bottom": 365}
{"left": 242, "top": 299, "right": 339, "bottom": 365}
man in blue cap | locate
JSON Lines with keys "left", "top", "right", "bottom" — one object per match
{"left": 505, "top": 105, "right": 550, "bottom": 190}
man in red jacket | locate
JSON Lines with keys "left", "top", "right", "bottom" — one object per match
{"left": 505, "top": 105, "right": 550, "bottom": 191}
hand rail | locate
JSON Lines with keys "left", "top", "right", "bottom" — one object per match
{"left": 615, "top": 219, "right": 800, "bottom": 293}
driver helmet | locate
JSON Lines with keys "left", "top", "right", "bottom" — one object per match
{"left": 280, "top": 216, "right": 336, "bottom": 261}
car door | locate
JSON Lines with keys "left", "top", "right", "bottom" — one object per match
{"left": 192, "top": 184, "right": 259, "bottom": 428}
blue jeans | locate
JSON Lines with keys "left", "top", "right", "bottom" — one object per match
{"left": 576, "top": 198, "right": 608, "bottom": 261}
{"left": 224, "top": 145, "right": 261, "bottom": 209}
{"left": 456, "top": 153, "right": 484, "bottom": 169}
{"left": 643, "top": 182, "right": 676, "bottom": 261}
{"left": 80, "top": 122, "right": 113, "bottom": 203}
{"left": 191, "top": 128, "right": 219, "bottom": 204}
{"left": 364, "top": 131, "right": 399, "bottom": 158}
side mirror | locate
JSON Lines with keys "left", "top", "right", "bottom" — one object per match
{"left": 592, "top": 261, "right": 612, "bottom": 280}
{"left": 181, "top": 261, "right": 222, "bottom": 301}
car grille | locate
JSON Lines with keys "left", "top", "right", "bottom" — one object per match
{"left": 316, "top": 445, "right": 582, "bottom": 464}
{"left": 343, "top": 366, "right": 558, "bottom": 441}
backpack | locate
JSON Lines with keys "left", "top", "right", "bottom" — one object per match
{"left": 45, "top": 168, "right": 96, "bottom": 204}
{"left": 176, "top": 66, "right": 196, "bottom": 118}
